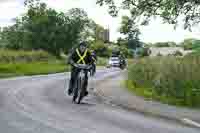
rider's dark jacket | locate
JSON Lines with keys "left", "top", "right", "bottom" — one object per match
{"left": 68, "top": 48, "right": 95, "bottom": 92}
{"left": 68, "top": 48, "right": 94, "bottom": 65}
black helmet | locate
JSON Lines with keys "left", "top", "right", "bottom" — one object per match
{"left": 79, "top": 41, "right": 87, "bottom": 47}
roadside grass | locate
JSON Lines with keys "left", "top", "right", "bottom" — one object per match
{"left": 97, "top": 57, "right": 107, "bottom": 66}
{"left": 0, "top": 49, "right": 69, "bottom": 78}
{"left": 0, "top": 58, "right": 107, "bottom": 79}
{"left": 0, "top": 49, "right": 55, "bottom": 63}
{"left": 126, "top": 56, "right": 200, "bottom": 108}
{"left": 125, "top": 80, "right": 186, "bottom": 107}
{"left": 0, "top": 49, "right": 108, "bottom": 78}
{"left": 0, "top": 61, "right": 69, "bottom": 78}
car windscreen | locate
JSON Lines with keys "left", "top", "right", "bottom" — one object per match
{"left": 110, "top": 58, "right": 119, "bottom": 61}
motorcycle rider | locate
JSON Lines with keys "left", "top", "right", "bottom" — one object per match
{"left": 67, "top": 41, "right": 95, "bottom": 96}
{"left": 119, "top": 53, "right": 126, "bottom": 68}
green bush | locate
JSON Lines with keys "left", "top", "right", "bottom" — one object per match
{"left": 119, "top": 46, "right": 133, "bottom": 58}
{"left": 183, "top": 39, "right": 200, "bottom": 50}
{"left": 89, "top": 41, "right": 133, "bottom": 58}
{"left": 0, "top": 49, "right": 56, "bottom": 63}
{"left": 0, "top": 61, "right": 68, "bottom": 78}
{"left": 154, "top": 42, "right": 176, "bottom": 47}
{"left": 154, "top": 42, "right": 170, "bottom": 47}
{"left": 139, "top": 47, "right": 151, "bottom": 57}
{"left": 189, "top": 48, "right": 200, "bottom": 57}
{"left": 89, "top": 41, "right": 111, "bottom": 57}
{"left": 96, "top": 57, "right": 107, "bottom": 66}
{"left": 128, "top": 56, "right": 200, "bottom": 108}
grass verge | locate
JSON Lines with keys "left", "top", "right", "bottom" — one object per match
{"left": 125, "top": 80, "right": 188, "bottom": 107}
{"left": 0, "top": 59, "right": 106, "bottom": 79}
{"left": 0, "top": 48, "right": 107, "bottom": 79}
{"left": 126, "top": 56, "right": 200, "bottom": 108}
{"left": 0, "top": 61, "right": 69, "bottom": 78}
{"left": 97, "top": 57, "right": 107, "bottom": 66}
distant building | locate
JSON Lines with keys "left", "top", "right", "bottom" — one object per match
{"left": 149, "top": 47, "right": 192, "bottom": 56}
{"left": 104, "top": 29, "right": 110, "bottom": 43}
{"left": 97, "top": 28, "right": 110, "bottom": 43}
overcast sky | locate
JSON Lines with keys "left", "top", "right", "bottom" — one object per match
{"left": 0, "top": 0, "right": 199, "bottom": 43}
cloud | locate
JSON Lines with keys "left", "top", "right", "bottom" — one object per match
{"left": 0, "top": 0, "right": 15, "bottom": 3}
{"left": 0, "top": 0, "right": 199, "bottom": 42}
{"left": 45, "top": 0, "right": 125, "bottom": 41}
{"left": 140, "top": 18, "right": 200, "bottom": 43}
{"left": 0, "top": 0, "right": 25, "bottom": 26}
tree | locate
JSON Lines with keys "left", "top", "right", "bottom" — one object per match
{"left": 80, "top": 19, "right": 96, "bottom": 41}
{"left": 117, "top": 37, "right": 128, "bottom": 47}
{"left": 95, "top": 24, "right": 105, "bottom": 41}
{"left": 96, "top": 0, "right": 200, "bottom": 30}
{"left": 22, "top": 1, "right": 68, "bottom": 57}
{"left": 89, "top": 40, "right": 111, "bottom": 57}
{"left": 128, "top": 39, "right": 141, "bottom": 50}
{"left": 119, "top": 15, "right": 141, "bottom": 50}
{"left": 120, "top": 15, "right": 140, "bottom": 40}
{"left": 1, "top": 0, "right": 91, "bottom": 58}
{"left": 66, "top": 8, "right": 90, "bottom": 43}
{"left": 0, "top": 20, "right": 25, "bottom": 50}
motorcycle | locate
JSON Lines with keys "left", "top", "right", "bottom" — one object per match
{"left": 72, "top": 64, "right": 91, "bottom": 104}
{"left": 119, "top": 59, "right": 126, "bottom": 70}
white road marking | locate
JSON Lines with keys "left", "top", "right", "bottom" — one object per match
{"left": 182, "top": 118, "right": 200, "bottom": 128}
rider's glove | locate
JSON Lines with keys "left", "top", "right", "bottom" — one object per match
{"left": 72, "top": 63, "right": 78, "bottom": 68}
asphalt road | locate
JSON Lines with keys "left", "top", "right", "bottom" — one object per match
{"left": 0, "top": 68, "right": 199, "bottom": 133}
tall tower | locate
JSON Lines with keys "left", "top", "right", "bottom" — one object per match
{"left": 104, "top": 25, "right": 110, "bottom": 43}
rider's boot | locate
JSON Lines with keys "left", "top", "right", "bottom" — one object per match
{"left": 84, "top": 90, "right": 88, "bottom": 97}
{"left": 68, "top": 88, "right": 73, "bottom": 96}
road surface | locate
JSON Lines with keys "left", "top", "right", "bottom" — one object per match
{"left": 0, "top": 68, "right": 199, "bottom": 133}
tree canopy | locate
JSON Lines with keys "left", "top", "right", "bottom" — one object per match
{"left": 0, "top": 0, "right": 97, "bottom": 57}
{"left": 96, "top": 0, "right": 200, "bottom": 30}
{"left": 120, "top": 15, "right": 140, "bottom": 40}
{"left": 119, "top": 15, "right": 141, "bottom": 50}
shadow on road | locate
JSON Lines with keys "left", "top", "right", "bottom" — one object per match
{"left": 76, "top": 101, "right": 97, "bottom": 107}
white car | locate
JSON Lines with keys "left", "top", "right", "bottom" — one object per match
{"left": 107, "top": 56, "right": 120, "bottom": 68}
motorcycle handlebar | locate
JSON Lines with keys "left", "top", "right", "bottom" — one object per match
{"left": 73, "top": 64, "right": 92, "bottom": 70}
